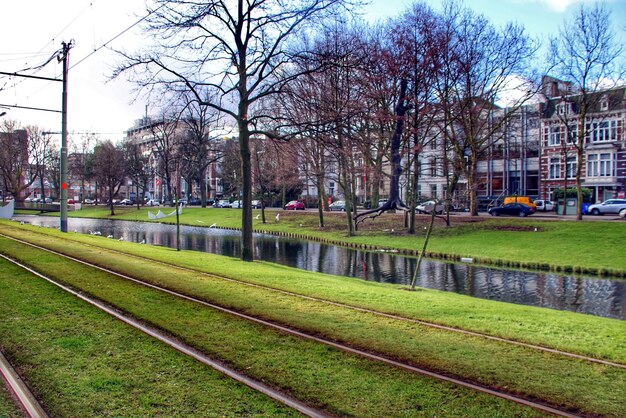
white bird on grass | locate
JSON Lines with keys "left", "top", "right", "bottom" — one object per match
{"left": 255, "top": 214, "right": 260, "bottom": 220}
{"left": 107, "top": 234, "right": 114, "bottom": 239}
{"left": 275, "top": 213, "right": 280, "bottom": 222}
{"left": 118, "top": 237, "right": 124, "bottom": 241}
{"left": 140, "top": 239, "right": 146, "bottom": 244}
{"left": 209, "top": 223, "right": 217, "bottom": 228}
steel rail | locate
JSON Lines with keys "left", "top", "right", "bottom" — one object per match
{"left": 0, "top": 350, "right": 48, "bottom": 418}
{"left": 0, "top": 236, "right": 584, "bottom": 418}
{"left": 0, "top": 254, "right": 330, "bottom": 418}
{"left": 7, "top": 229, "right": 622, "bottom": 370}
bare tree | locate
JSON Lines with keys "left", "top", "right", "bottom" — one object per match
{"left": 177, "top": 96, "right": 225, "bottom": 207}
{"left": 0, "top": 120, "right": 39, "bottom": 201}
{"left": 436, "top": 2, "right": 539, "bottom": 216}
{"left": 92, "top": 140, "right": 126, "bottom": 215}
{"left": 114, "top": 0, "right": 350, "bottom": 261}
{"left": 69, "top": 134, "right": 97, "bottom": 203}
{"left": 122, "top": 137, "right": 150, "bottom": 208}
{"left": 548, "top": 2, "right": 624, "bottom": 219}
{"left": 26, "top": 126, "right": 55, "bottom": 202}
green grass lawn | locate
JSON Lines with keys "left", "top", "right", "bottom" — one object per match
{"left": 1, "top": 223, "right": 624, "bottom": 416}
{"left": 0, "top": 239, "right": 547, "bottom": 417}
{"left": 58, "top": 205, "right": 626, "bottom": 275}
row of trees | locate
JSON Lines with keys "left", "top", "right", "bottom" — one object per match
{"left": 3, "top": 1, "right": 622, "bottom": 261}
{"left": 115, "top": 0, "right": 623, "bottom": 262}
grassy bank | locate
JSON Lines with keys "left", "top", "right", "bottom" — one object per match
{"left": 58, "top": 205, "right": 626, "bottom": 276}
{"left": 0, "top": 237, "right": 544, "bottom": 417}
{"left": 1, "top": 223, "right": 624, "bottom": 416}
{"left": 0, "top": 260, "right": 295, "bottom": 417}
{"left": 3, "top": 221, "right": 624, "bottom": 362}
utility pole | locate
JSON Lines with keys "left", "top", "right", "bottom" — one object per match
{"left": 59, "top": 41, "right": 74, "bottom": 232}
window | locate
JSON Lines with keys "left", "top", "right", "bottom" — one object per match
{"left": 567, "top": 124, "right": 578, "bottom": 144}
{"left": 430, "top": 184, "right": 437, "bottom": 198}
{"left": 430, "top": 137, "right": 438, "bottom": 150}
{"left": 600, "top": 98, "right": 608, "bottom": 111}
{"left": 549, "top": 157, "right": 561, "bottom": 179}
{"left": 430, "top": 157, "right": 438, "bottom": 177}
{"left": 566, "top": 156, "right": 577, "bottom": 179}
{"left": 587, "top": 153, "right": 615, "bottom": 178}
{"left": 588, "top": 120, "right": 622, "bottom": 143}
{"left": 546, "top": 126, "right": 562, "bottom": 146}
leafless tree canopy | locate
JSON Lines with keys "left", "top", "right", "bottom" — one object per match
{"left": 114, "top": 0, "right": 352, "bottom": 261}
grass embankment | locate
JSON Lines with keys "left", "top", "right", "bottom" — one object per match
{"left": 0, "top": 261, "right": 296, "bottom": 417}
{"left": 4, "top": 221, "right": 625, "bottom": 362}
{"left": 63, "top": 205, "right": 626, "bottom": 276}
{"left": 0, "top": 238, "right": 542, "bottom": 417}
{"left": 1, "top": 223, "right": 625, "bottom": 416}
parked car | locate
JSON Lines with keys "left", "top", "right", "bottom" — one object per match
{"left": 284, "top": 200, "right": 305, "bottom": 210}
{"left": 215, "top": 200, "right": 231, "bottom": 208}
{"left": 251, "top": 200, "right": 263, "bottom": 209}
{"left": 120, "top": 198, "right": 134, "bottom": 206}
{"left": 416, "top": 200, "right": 444, "bottom": 214}
{"left": 488, "top": 202, "right": 536, "bottom": 217}
{"left": 377, "top": 198, "right": 388, "bottom": 208}
{"left": 587, "top": 199, "right": 626, "bottom": 215}
{"left": 231, "top": 200, "right": 242, "bottom": 209}
{"left": 176, "top": 198, "right": 187, "bottom": 205}
{"left": 620, "top": 208, "right": 626, "bottom": 219}
{"left": 145, "top": 199, "right": 159, "bottom": 207}
{"left": 502, "top": 195, "right": 537, "bottom": 210}
{"left": 188, "top": 197, "right": 201, "bottom": 205}
{"left": 534, "top": 199, "right": 555, "bottom": 212}
{"left": 328, "top": 200, "right": 346, "bottom": 211}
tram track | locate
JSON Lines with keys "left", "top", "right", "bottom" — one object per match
{"left": 0, "top": 253, "right": 330, "bottom": 418}
{"left": 0, "top": 233, "right": 588, "bottom": 417}
{"left": 0, "top": 350, "right": 48, "bottom": 418}
{"left": 1, "top": 229, "right": 622, "bottom": 371}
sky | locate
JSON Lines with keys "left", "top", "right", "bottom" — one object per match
{"left": 0, "top": 0, "right": 624, "bottom": 144}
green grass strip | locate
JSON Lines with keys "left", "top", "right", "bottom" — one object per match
{"left": 0, "top": 260, "right": 298, "bottom": 417}
{"left": 1, "top": 230, "right": 625, "bottom": 416}
{"left": 0, "top": 238, "right": 548, "bottom": 417}
{"left": 4, "top": 221, "right": 624, "bottom": 365}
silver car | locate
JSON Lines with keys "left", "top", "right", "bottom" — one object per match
{"left": 416, "top": 200, "right": 444, "bottom": 214}
{"left": 587, "top": 199, "right": 626, "bottom": 215}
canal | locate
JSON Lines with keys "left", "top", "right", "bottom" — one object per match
{"left": 15, "top": 215, "right": 625, "bottom": 320}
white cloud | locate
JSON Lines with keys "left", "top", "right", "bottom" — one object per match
{"left": 515, "top": 0, "right": 596, "bottom": 13}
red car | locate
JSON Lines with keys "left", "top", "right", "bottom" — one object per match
{"left": 284, "top": 200, "right": 305, "bottom": 210}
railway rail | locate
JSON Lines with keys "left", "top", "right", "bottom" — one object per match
{"left": 0, "top": 233, "right": 587, "bottom": 417}
{"left": 0, "top": 350, "right": 48, "bottom": 418}
{"left": 0, "top": 253, "right": 330, "bottom": 418}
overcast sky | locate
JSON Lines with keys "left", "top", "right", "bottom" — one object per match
{"left": 1, "top": 0, "right": 624, "bottom": 144}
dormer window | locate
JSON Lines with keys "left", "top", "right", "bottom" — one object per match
{"left": 557, "top": 103, "right": 568, "bottom": 116}
{"left": 600, "top": 97, "right": 609, "bottom": 111}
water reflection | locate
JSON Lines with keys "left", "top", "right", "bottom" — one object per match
{"left": 16, "top": 216, "right": 625, "bottom": 320}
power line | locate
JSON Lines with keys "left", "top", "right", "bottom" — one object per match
{"left": 70, "top": 3, "right": 166, "bottom": 70}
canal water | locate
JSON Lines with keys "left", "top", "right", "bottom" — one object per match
{"left": 14, "top": 215, "right": 625, "bottom": 320}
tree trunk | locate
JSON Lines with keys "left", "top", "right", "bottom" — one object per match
{"left": 410, "top": 206, "right": 437, "bottom": 291}
{"left": 238, "top": 117, "right": 254, "bottom": 262}
{"left": 468, "top": 152, "right": 478, "bottom": 216}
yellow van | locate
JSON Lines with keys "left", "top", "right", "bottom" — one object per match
{"left": 502, "top": 195, "right": 537, "bottom": 209}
